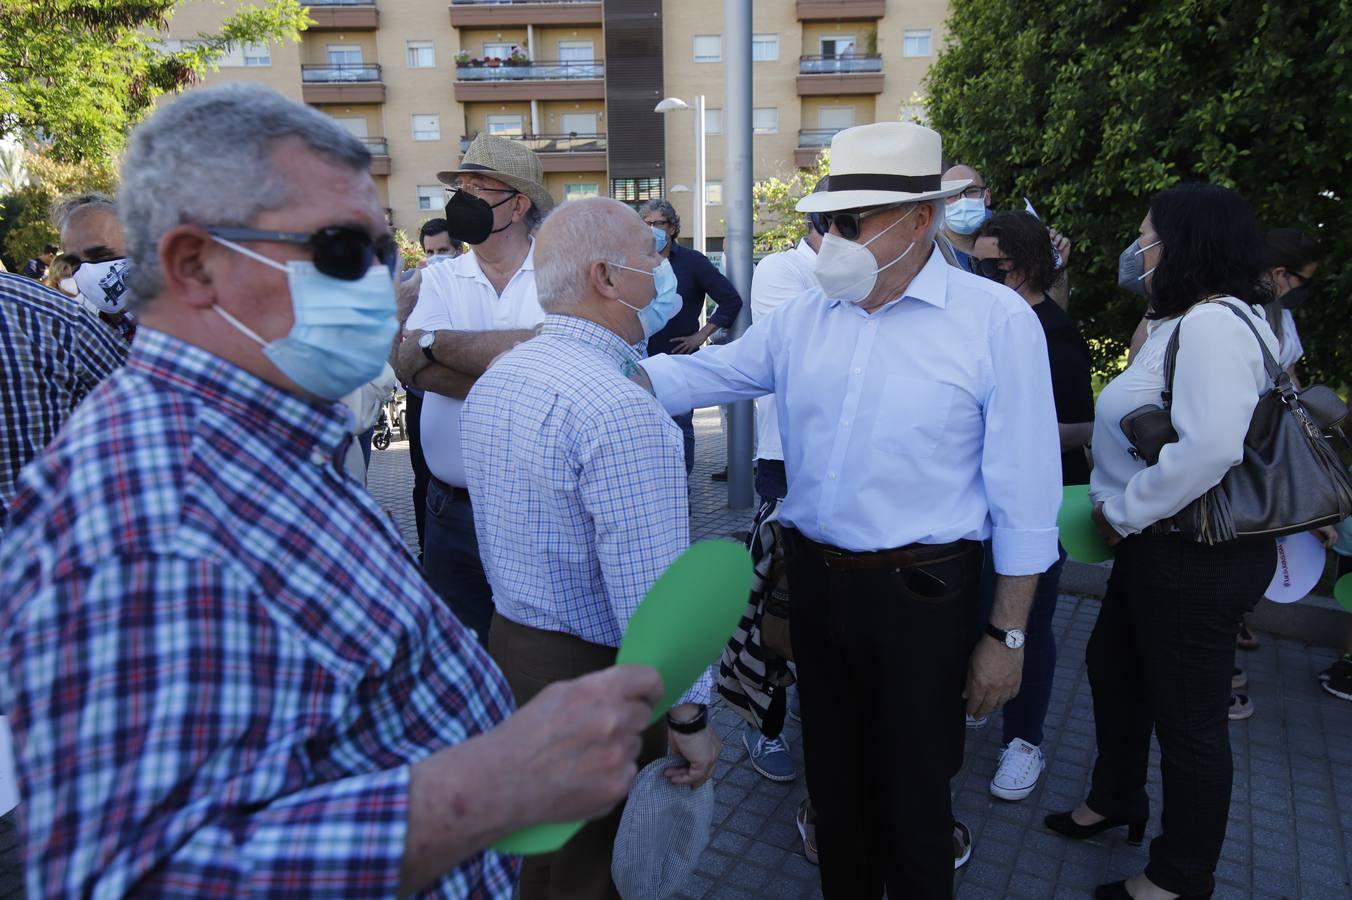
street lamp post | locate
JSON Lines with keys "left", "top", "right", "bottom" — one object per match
{"left": 654, "top": 95, "right": 706, "bottom": 255}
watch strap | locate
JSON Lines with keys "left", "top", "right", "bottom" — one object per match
{"left": 665, "top": 704, "right": 708, "bottom": 734}
{"left": 984, "top": 623, "right": 1009, "bottom": 643}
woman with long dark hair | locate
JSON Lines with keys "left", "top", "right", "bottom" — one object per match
{"left": 1046, "top": 183, "right": 1280, "bottom": 900}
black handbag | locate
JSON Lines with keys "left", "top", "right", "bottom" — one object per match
{"left": 1119, "top": 298, "right": 1352, "bottom": 544}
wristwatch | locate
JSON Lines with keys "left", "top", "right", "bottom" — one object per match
{"left": 418, "top": 330, "right": 437, "bottom": 362}
{"left": 985, "top": 623, "right": 1026, "bottom": 650}
{"left": 666, "top": 704, "right": 708, "bottom": 734}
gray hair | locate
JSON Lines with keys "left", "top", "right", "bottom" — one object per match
{"left": 637, "top": 198, "right": 680, "bottom": 237}
{"left": 119, "top": 82, "right": 370, "bottom": 305}
{"left": 51, "top": 192, "right": 117, "bottom": 235}
{"left": 534, "top": 199, "right": 632, "bottom": 313}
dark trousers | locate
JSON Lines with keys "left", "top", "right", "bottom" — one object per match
{"left": 404, "top": 391, "right": 431, "bottom": 553}
{"left": 422, "top": 478, "right": 494, "bottom": 645}
{"left": 977, "top": 544, "right": 1065, "bottom": 746}
{"left": 672, "top": 412, "right": 695, "bottom": 475}
{"left": 755, "top": 457, "right": 787, "bottom": 506}
{"left": 488, "top": 613, "right": 668, "bottom": 900}
{"left": 785, "top": 532, "right": 981, "bottom": 900}
{"left": 1086, "top": 532, "right": 1276, "bottom": 896}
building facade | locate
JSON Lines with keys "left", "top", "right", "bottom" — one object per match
{"left": 164, "top": 0, "right": 948, "bottom": 246}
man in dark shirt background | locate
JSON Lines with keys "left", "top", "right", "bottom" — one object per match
{"left": 638, "top": 198, "right": 743, "bottom": 474}
{"left": 21, "top": 244, "right": 58, "bottom": 281}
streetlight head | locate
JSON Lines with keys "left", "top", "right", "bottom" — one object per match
{"left": 654, "top": 97, "right": 691, "bottom": 113}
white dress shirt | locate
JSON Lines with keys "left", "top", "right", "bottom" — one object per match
{"left": 1276, "top": 308, "right": 1303, "bottom": 372}
{"left": 642, "top": 243, "right": 1062, "bottom": 576}
{"left": 750, "top": 239, "right": 818, "bottom": 462}
{"left": 1090, "top": 299, "right": 1279, "bottom": 535}
{"left": 404, "top": 242, "right": 544, "bottom": 487}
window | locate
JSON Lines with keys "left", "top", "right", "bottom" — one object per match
{"left": 705, "top": 181, "right": 724, "bottom": 205}
{"left": 417, "top": 185, "right": 444, "bottom": 212}
{"left": 558, "top": 40, "right": 594, "bottom": 62}
{"left": 693, "top": 35, "right": 721, "bottom": 63}
{"left": 333, "top": 116, "right": 369, "bottom": 137}
{"left": 610, "top": 177, "right": 666, "bottom": 207}
{"left": 412, "top": 114, "right": 441, "bottom": 141}
{"left": 751, "top": 33, "right": 779, "bottom": 61}
{"left": 903, "top": 29, "right": 933, "bottom": 57}
{"left": 483, "top": 42, "right": 513, "bottom": 60}
{"left": 216, "top": 42, "right": 269, "bottom": 67}
{"left": 752, "top": 107, "right": 779, "bottom": 135}
{"left": 327, "top": 45, "right": 363, "bottom": 66}
{"left": 818, "top": 106, "right": 855, "bottom": 130}
{"left": 564, "top": 183, "right": 601, "bottom": 202}
{"left": 486, "top": 114, "right": 524, "bottom": 135}
{"left": 820, "top": 35, "right": 856, "bottom": 58}
{"left": 704, "top": 107, "right": 723, "bottom": 135}
{"left": 560, "top": 112, "right": 598, "bottom": 135}
{"left": 407, "top": 40, "right": 435, "bottom": 68}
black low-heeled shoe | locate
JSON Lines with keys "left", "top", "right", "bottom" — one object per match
{"left": 1094, "top": 879, "right": 1213, "bottom": 899}
{"left": 1044, "top": 810, "right": 1146, "bottom": 846}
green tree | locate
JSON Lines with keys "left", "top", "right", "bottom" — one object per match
{"left": 753, "top": 149, "right": 830, "bottom": 253}
{"left": 2, "top": 150, "right": 117, "bottom": 267}
{"left": 0, "top": 1, "right": 310, "bottom": 165}
{"left": 926, "top": 0, "right": 1351, "bottom": 385}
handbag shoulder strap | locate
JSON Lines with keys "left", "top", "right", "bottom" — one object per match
{"left": 1160, "top": 297, "right": 1289, "bottom": 408}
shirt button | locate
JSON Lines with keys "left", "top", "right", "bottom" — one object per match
{"left": 828, "top": 472, "right": 837, "bottom": 480}
{"left": 310, "top": 449, "right": 326, "bottom": 466}
{"left": 841, "top": 420, "right": 850, "bottom": 427}
{"left": 853, "top": 368, "right": 862, "bottom": 375}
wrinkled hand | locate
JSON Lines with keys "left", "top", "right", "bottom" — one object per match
{"left": 397, "top": 268, "right": 422, "bottom": 325}
{"left": 1050, "top": 228, "right": 1071, "bottom": 270}
{"left": 1313, "top": 525, "right": 1339, "bottom": 549}
{"left": 500, "top": 665, "right": 664, "bottom": 824}
{"left": 664, "top": 718, "right": 721, "bottom": 788}
{"left": 670, "top": 333, "right": 705, "bottom": 355}
{"left": 1092, "top": 501, "right": 1123, "bottom": 546}
{"left": 964, "top": 638, "right": 1023, "bottom": 719}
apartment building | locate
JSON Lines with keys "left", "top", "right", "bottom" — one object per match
{"left": 163, "top": 0, "right": 947, "bottom": 247}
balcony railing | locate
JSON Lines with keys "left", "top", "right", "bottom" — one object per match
{"left": 455, "top": 59, "right": 603, "bottom": 80}
{"left": 301, "top": 63, "right": 382, "bottom": 82}
{"left": 798, "top": 54, "right": 882, "bottom": 74}
{"left": 308, "top": 0, "right": 374, "bottom": 4}
{"left": 451, "top": 0, "right": 597, "bottom": 4}
{"left": 359, "top": 137, "right": 389, "bottom": 155}
{"left": 798, "top": 128, "right": 845, "bottom": 148}
{"left": 459, "top": 132, "right": 606, "bottom": 153}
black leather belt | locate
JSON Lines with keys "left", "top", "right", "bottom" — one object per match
{"left": 429, "top": 475, "right": 473, "bottom": 504}
{"left": 788, "top": 529, "right": 979, "bottom": 572}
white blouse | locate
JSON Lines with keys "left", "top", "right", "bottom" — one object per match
{"left": 1090, "top": 299, "right": 1280, "bottom": 536}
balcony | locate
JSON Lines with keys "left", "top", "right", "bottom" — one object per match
{"left": 796, "top": 55, "right": 883, "bottom": 95}
{"left": 360, "top": 137, "right": 390, "bottom": 175}
{"left": 454, "top": 60, "right": 605, "bottom": 102}
{"left": 796, "top": 0, "right": 886, "bottom": 20}
{"left": 300, "top": 64, "right": 386, "bottom": 103}
{"left": 458, "top": 132, "right": 606, "bottom": 172}
{"left": 449, "top": 0, "right": 602, "bottom": 27}
{"left": 306, "top": 0, "right": 379, "bottom": 30}
{"left": 795, "top": 128, "right": 844, "bottom": 167}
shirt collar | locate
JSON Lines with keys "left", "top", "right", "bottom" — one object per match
{"left": 454, "top": 237, "right": 536, "bottom": 289}
{"left": 538, "top": 313, "right": 644, "bottom": 372}
{"left": 128, "top": 327, "right": 352, "bottom": 461}
{"left": 826, "top": 241, "right": 950, "bottom": 312}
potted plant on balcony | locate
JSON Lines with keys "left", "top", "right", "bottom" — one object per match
{"left": 486, "top": 56, "right": 502, "bottom": 68}
{"left": 507, "top": 45, "right": 529, "bottom": 67}
{"left": 454, "top": 50, "right": 470, "bottom": 66}
{"left": 469, "top": 57, "right": 484, "bottom": 67}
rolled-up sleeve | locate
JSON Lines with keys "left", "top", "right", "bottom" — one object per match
{"left": 981, "top": 307, "right": 1062, "bottom": 575}
{"left": 641, "top": 315, "right": 778, "bottom": 417}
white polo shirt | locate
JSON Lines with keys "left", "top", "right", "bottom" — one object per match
{"left": 405, "top": 241, "right": 544, "bottom": 487}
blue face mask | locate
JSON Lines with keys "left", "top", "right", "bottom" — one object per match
{"left": 612, "top": 258, "right": 681, "bottom": 339}
{"left": 212, "top": 236, "right": 399, "bottom": 401}
{"left": 945, "top": 196, "right": 990, "bottom": 235}
{"left": 651, "top": 225, "right": 669, "bottom": 254}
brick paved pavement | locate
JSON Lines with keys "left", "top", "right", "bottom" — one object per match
{"left": 4, "top": 408, "right": 1351, "bottom": 899}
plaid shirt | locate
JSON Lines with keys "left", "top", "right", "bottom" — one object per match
{"left": 462, "top": 314, "right": 710, "bottom": 705}
{"left": 0, "top": 327, "right": 518, "bottom": 898}
{"left": 0, "top": 273, "right": 127, "bottom": 529}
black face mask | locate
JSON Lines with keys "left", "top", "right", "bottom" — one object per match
{"left": 1281, "top": 283, "right": 1311, "bottom": 309}
{"left": 444, "top": 188, "right": 518, "bottom": 245}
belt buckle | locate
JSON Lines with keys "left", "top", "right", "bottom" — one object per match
{"left": 817, "top": 544, "right": 846, "bottom": 568}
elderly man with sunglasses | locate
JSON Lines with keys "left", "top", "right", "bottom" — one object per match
{"left": 637, "top": 122, "right": 1062, "bottom": 899}
{"left": 0, "top": 84, "right": 668, "bottom": 899}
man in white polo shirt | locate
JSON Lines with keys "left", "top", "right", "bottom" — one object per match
{"left": 394, "top": 134, "right": 552, "bottom": 644}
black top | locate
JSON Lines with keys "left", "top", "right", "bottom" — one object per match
{"left": 1032, "top": 295, "right": 1095, "bottom": 486}
{"left": 646, "top": 243, "right": 744, "bottom": 357}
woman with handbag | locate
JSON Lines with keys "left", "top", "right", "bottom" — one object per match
{"left": 1046, "top": 183, "right": 1282, "bottom": 900}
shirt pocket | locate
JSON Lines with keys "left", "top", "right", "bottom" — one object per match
{"left": 872, "top": 375, "right": 957, "bottom": 459}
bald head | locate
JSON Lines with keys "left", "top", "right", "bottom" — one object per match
{"left": 943, "top": 164, "right": 982, "bottom": 185}
{"left": 535, "top": 197, "right": 653, "bottom": 312}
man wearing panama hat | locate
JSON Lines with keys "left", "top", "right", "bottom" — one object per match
{"left": 638, "top": 122, "right": 1062, "bottom": 898}
{"left": 394, "top": 132, "right": 555, "bottom": 644}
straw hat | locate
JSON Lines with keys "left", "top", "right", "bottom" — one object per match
{"left": 437, "top": 132, "right": 555, "bottom": 213}
{"left": 797, "top": 122, "right": 971, "bottom": 213}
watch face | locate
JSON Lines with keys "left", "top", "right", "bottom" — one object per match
{"left": 1006, "top": 630, "right": 1026, "bottom": 649}
{"left": 419, "top": 332, "right": 435, "bottom": 348}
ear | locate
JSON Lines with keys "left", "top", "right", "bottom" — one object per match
{"left": 514, "top": 194, "right": 533, "bottom": 225}
{"left": 591, "top": 259, "right": 620, "bottom": 299}
{"left": 158, "top": 225, "right": 221, "bottom": 310}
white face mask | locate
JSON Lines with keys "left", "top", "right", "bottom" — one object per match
{"left": 812, "top": 206, "right": 919, "bottom": 304}
{"left": 72, "top": 258, "right": 132, "bottom": 313}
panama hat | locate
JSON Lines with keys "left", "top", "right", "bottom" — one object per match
{"left": 438, "top": 132, "right": 555, "bottom": 214}
{"left": 797, "top": 122, "right": 971, "bottom": 213}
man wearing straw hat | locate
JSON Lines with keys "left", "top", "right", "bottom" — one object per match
{"left": 394, "top": 133, "right": 555, "bottom": 645}
{"left": 637, "top": 122, "right": 1061, "bottom": 898}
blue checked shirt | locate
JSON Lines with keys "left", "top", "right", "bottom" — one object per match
{"left": 0, "top": 327, "right": 518, "bottom": 898}
{"left": 462, "top": 314, "right": 711, "bottom": 705}
{"left": 0, "top": 272, "right": 127, "bottom": 530}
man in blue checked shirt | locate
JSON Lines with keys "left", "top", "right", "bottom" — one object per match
{"left": 460, "top": 197, "right": 722, "bottom": 899}
{"left": 0, "top": 84, "right": 666, "bottom": 899}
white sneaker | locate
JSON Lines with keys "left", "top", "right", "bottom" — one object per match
{"left": 990, "top": 738, "right": 1046, "bottom": 801}
{"left": 965, "top": 713, "right": 988, "bottom": 729}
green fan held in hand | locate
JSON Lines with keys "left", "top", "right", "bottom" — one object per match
{"left": 1059, "top": 484, "right": 1115, "bottom": 564}
{"left": 492, "top": 539, "right": 753, "bottom": 856}
{"left": 1335, "top": 574, "right": 1352, "bottom": 614}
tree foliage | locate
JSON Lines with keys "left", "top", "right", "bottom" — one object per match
{"left": 926, "top": 0, "right": 1351, "bottom": 385}
{"left": 753, "top": 150, "right": 830, "bottom": 254}
{"left": 0, "top": 0, "right": 310, "bottom": 164}
{"left": 2, "top": 150, "right": 117, "bottom": 268}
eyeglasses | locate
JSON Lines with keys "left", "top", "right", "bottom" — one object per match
{"left": 1287, "top": 270, "right": 1311, "bottom": 286}
{"left": 947, "top": 185, "right": 988, "bottom": 202}
{"left": 973, "top": 257, "right": 1013, "bottom": 280}
{"left": 450, "top": 183, "right": 519, "bottom": 200}
{"left": 818, "top": 203, "right": 906, "bottom": 242}
{"left": 206, "top": 226, "right": 400, "bottom": 280}
{"left": 644, "top": 219, "right": 671, "bottom": 228}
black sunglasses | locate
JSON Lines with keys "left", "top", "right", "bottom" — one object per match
{"left": 818, "top": 203, "right": 906, "bottom": 242}
{"left": 973, "top": 257, "right": 1013, "bottom": 280}
{"left": 207, "top": 226, "right": 399, "bottom": 281}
